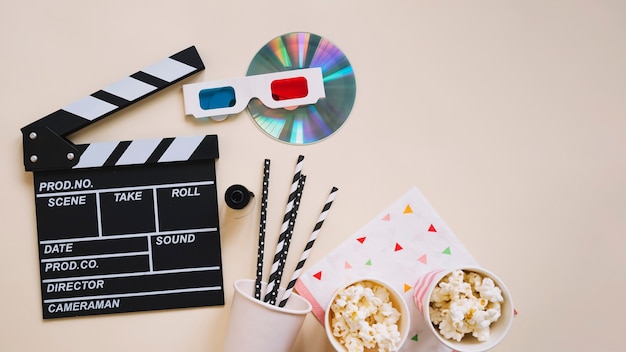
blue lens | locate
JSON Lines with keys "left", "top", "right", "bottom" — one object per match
{"left": 199, "top": 87, "right": 236, "bottom": 110}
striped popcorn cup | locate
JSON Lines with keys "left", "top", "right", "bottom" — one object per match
{"left": 413, "top": 266, "right": 514, "bottom": 352}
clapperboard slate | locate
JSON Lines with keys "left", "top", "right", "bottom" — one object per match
{"left": 21, "top": 47, "right": 225, "bottom": 319}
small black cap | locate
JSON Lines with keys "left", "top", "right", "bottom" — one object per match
{"left": 225, "top": 184, "right": 254, "bottom": 209}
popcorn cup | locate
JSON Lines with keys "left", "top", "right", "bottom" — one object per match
{"left": 222, "top": 279, "right": 312, "bottom": 352}
{"left": 324, "top": 278, "right": 410, "bottom": 352}
{"left": 413, "top": 266, "right": 514, "bottom": 352}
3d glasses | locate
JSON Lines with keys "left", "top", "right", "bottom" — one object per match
{"left": 182, "top": 67, "right": 325, "bottom": 121}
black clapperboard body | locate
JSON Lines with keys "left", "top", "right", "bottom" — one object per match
{"left": 21, "top": 47, "right": 225, "bottom": 319}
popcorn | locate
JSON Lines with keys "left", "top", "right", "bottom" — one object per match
{"left": 429, "top": 270, "right": 504, "bottom": 342}
{"left": 329, "top": 281, "right": 403, "bottom": 352}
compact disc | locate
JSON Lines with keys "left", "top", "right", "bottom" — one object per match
{"left": 247, "top": 32, "right": 356, "bottom": 144}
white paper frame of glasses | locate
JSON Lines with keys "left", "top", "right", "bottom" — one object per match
{"left": 183, "top": 67, "right": 325, "bottom": 121}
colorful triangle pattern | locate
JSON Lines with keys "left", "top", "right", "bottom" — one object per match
{"left": 295, "top": 188, "right": 492, "bottom": 348}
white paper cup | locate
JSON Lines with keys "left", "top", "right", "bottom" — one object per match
{"left": 222, "top": 279, "right": 312, "bottom": 352}
{"left": 324, "top": 278, "right": 410, "bottom": 352}
{"left": 413, "top": 266, "right": 514, "bottom": 352}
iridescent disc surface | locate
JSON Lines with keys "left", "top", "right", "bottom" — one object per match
{"left": 247, "top": 32, "right": 356, "bottom": 144}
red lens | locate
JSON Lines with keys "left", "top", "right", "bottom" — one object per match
{"left": 270, "top": 77, "right": 308, "bottom": 101}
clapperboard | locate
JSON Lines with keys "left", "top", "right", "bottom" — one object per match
{"left": 21, "top": 47, "right": 225, "bottom": 319}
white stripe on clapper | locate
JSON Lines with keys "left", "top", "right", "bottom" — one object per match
{"left": 115, "top": 138, "right": 162, "bottom": 166}
{"left": 158, "top": 136, "right": 204, "bottom": 163}
{"left": 142, "top": 58, "right": 196, "bottom": 83}
{"left": 103, "top": 76, "right": 157, "bottom": 101}
{"left": 63, "top": 95, "right": 117, "bottom": 121}
{"left": 73, "top": 141, "right": 119, "bottom": 169}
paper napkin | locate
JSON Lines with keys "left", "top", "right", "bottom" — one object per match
{"left": 295, "top": 187, "right": 478, "bottom": 351}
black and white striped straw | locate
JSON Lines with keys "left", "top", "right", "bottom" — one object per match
{"left": 278, "top": 186, "right": 338, "bottom": 307}
{"left": 265, "top": 174, "right": 305, "bottom": 305}
{"left": 254, "top": 159, "right": 270, "bottom": 300}
{"left": 264, "top": 155, "right": 305, "bottom": 303}
{"left": 273, "top": 174, "right": 306, "bottom": 301}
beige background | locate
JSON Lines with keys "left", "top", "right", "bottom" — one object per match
{"left": 1, "top": 1, "right": 625, "bottom": 351}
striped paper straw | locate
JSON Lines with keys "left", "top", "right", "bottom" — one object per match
{"left": 264, "top": 155, "right": 305, "bottom": 303}
{"left": 265, "top": 174, "right": 305, "bottom": 305}
{"left": 276, "top": 175, "right": 306, "bottom": 296}
{"left": 279, "top": 186, "right": 339, "bottom": 307}
{"left": 254, "top": 159, "right": 270, "bottom": 300}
